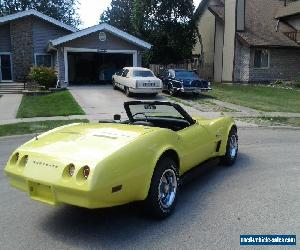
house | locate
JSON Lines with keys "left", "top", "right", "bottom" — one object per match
{"left": 0, "top": 10, "right": 151, "bottom": 85}
{"left": 193, "top": 0, "right": 300, "bottom": 83}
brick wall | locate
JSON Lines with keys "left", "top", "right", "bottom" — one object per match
{"left": 249, "top": 48, "right": 300, "bottom": 82}
{"left": 10, "top": 17, "right": 34, "bottom": 82}
{"left": 234, "top": 41, "right": 250, "bottom": 82}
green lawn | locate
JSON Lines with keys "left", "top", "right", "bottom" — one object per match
{"left": 237, "top": 117, "right": 300, "bottom": 127}
{"left": 17, "top": 91, "right": 85, "bottom": 118}
{"left": 0, "top": 119, "right": 89, "bottom": 137}
{"left": 203, "top": 84, "right": 300, "bottom": 113}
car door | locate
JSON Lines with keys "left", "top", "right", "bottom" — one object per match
{"left": 177, "top": 123, "right": 215, "bottom": 174}
{"left": 120, "top": 69, "right": 130, "bottom": 89}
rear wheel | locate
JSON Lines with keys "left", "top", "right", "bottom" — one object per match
{"left": 146, "top": 157, "right": 179, "bottom": 218}
{"left": 221, "top": 127, "right": 238, "bottom": 166}
{"left": 125, "top": 87, "right": 132, "bottom": 97}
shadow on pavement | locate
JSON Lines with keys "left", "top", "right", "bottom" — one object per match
{"left": 39, "top": 153, "right": 250, "bottom": 248}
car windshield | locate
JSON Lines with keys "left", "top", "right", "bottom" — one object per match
{"left": 132, "top": 70, "right": 154, "bottom": 77}
{"left": 175, "top": 71, "right": 198, "bottom": 79}
{"left": 128, "top": 103, "right": 185, "bottom": 120}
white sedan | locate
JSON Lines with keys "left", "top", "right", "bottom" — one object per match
{"left": 112, "top": 67, "right": 162, "bottom": 97}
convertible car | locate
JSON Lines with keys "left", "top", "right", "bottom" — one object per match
{"left": 4, "top": 101, "right": 238, "bottom": 218}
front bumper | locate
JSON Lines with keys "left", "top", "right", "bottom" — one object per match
{"left": 174, "top": 87, "right": 212, "bottom": 93}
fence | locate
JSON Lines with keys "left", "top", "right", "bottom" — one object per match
{"left": 149, "top": 63, "right": 213, "bottom": 80}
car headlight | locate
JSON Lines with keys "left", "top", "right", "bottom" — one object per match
{"left": 68, "top": 164, "right": 75, "bottom": 176}
{"left": 83, "top": 166, "right": 90, "bottom": 179}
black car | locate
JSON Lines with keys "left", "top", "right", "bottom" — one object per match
{"left": 161, "top": 69, "right": 212, "bottom": 96}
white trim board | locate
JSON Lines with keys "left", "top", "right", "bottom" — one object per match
{"left": 50, "top": 23, "right": 152, "bottom": 50}
{"left": 0, "top": 9, "right": 77, "bottom": 32}
{"left": 63, "top": 47, "right": 138, "bottom": 84}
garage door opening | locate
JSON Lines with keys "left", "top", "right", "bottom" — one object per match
{"left": 68, "top": 52, "right": 133, "bottom": 85}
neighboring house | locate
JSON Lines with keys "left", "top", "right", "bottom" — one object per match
{"left": 193, "top": 0, "right": 300, "bottom": 83}
{"left": 0, "top": 10, "right": 151, "bottom": 85}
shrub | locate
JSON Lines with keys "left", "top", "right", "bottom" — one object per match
{"left": 292, "top": 78, "right": 300, "bottom": 89}
{"left": 28, "top": 67, "right": 57, "bottom": 89}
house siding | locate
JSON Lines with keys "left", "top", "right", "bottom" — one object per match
{"left": 193, "top": 6, "right": 216, "bottom": 79}
{"left": 61, "top": 31, "right": 142, "bottom": 51}
{"left": 249, "top": 48, "right": 300, "bottom": 82}
{"left": 32, "top": 17, "right": 71, "bottom": 54}
{"left": 0, "top": 23, "right": 11, "bottom": 52}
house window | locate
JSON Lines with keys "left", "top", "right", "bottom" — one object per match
{"left": 254, "top": 49, "right": 269, "bottom": 68}
{"left": 35, "top": 54, "right": 52, "bottom": 67}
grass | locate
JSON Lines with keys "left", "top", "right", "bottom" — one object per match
{"left": 17, "top": 91, "right": 85, "bottom": 118}
{"left": 237, "top": 117, "right": 300, "bottom": 127}
{"left": 0, "top": 119, "right": 89, "bottom": 137}
{"left": 202, "top": 84, "right": 300, "bottom": 113}
{"left": 168, "top": 95, "right": 236, "bottom": 112}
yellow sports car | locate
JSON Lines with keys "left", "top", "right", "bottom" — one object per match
{"left": 4, "top": 101, "right": 238, "bottom": 218}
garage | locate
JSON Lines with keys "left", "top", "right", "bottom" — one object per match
{"left": 68, "top": 52, "right": 133, "bottom": 84}
{"left": 48, "top": 23, "right": 152, "bottom": 86}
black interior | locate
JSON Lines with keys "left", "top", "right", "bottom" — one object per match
{"left": 131, "top": 118, "right": 190, "bottom": 131}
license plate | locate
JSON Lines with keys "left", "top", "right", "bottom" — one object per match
{"left": 28, "top": 181, "right": 55, "bottom": 204}
{"left": 143, "top": 82, "right": 156, "bottom": 87}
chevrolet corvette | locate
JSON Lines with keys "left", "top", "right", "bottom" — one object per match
{"left": 4, "top": 101, "right": 238, "bottom": 218}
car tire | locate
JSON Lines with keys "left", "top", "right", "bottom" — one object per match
{"left": 112, "top": 80, "right": 117, "bottom": 90}
{"left": 125, "top": 87, "right": 132, "bottom": 97}
{"left": 221, "top": 127, "right": 238, "bottom": 166}
{"left": 169, "top": 86, "right": 176, "bottom": 96}
{"left": 145, "top": 157, "right": 179, "bottom": 219}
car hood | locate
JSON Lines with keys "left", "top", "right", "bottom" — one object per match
{"left": 18, "top": 123, "right": 156, "bottom": 167}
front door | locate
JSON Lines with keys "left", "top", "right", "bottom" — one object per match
{"left": 0, "top": 54, "right": 12, "bottom": 82}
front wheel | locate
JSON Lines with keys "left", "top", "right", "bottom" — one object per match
{"left": 112, "top": 80, "right": 117, "bottom": 90}
{"left": 145, "top": 157, "right": 179, "bottom": 218}
{"left": 221, "top": 127, "right": 238, "bottom": 166}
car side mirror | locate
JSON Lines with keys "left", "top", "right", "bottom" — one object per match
{"left": 114, "top": 114, "right": 121, "bottom": 121}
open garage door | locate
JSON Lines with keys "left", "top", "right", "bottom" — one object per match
{"left": 68, "top": 52, "right": 133, "bottom": 85}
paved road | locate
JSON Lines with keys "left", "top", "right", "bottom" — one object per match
{"left": 0, "top": 128, "right": 299, "bottom": 250}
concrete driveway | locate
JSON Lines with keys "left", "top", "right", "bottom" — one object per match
{"left": 0, "top": 128, "right": 299, "bottom": 249}
{"left": 69, "top": 85, "right": 201, "bottom": 122}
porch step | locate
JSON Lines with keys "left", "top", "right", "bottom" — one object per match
{"left": 0, "top": 83, "right": 25, "bottom": 94}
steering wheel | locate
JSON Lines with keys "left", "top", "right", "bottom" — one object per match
{"left": 132, "top": 112, "right": 149, "bottom": 122}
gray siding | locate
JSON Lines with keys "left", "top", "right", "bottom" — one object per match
{"left": 0, "top": 24, "right": 11, "bottom": 52}
{"left": 32, "top": 17, "right": 71, "bottom": 54}
{"left": 61, "top": 31, "right": 142, "bottom": 51}
{"left": 249, "top": 48, "right": 300, "bottom": 82}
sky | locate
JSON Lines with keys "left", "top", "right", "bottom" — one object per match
{"left": 78, "top": 0, "right": 202, "bottom": 28}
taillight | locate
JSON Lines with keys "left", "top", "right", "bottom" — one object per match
{"left": 83, "top": 166, "right": 90, "bottom": 179}
{"left": 68, "top": 164, "right": 75, "bottom": 176}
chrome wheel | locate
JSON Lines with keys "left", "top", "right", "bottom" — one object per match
{"left": 158, "top": 169, "right": 177, "bottom": 209}
{"left": 229, "top": 134, "right": 238, "bottom": 159}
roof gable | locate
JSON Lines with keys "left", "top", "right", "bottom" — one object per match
{"left": 0, "top": 9, "right": 77, "bottom": 32}
{"left": 50, "top": 23, "right": 152, "bottom": 49}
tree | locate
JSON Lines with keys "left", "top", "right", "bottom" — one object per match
{"left": 0, "top": 0, "right": 81, "bottom": 27}
{"left": 100, "top": 0, "right": 196, "bottom": 65}
{"left": 100, "top": 0, "right": 133, "bottom": 33}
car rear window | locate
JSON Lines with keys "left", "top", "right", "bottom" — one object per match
{"left": 132, "top": 70, "right": 154, "bottom": 77}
